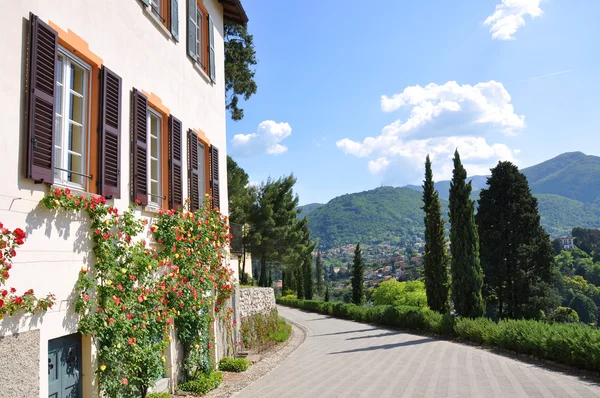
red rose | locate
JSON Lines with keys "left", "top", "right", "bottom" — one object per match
{"left": 15, "top": 296, "right": 23, "bottom": 305}
{"left": 0, "top": 299, "right": 4, "bottom": 308}
{"left": 1, "top": 290, "right": 7, "bottom": 297}
{"left": 122, "top": 378, "right": 128, "bottom": 385}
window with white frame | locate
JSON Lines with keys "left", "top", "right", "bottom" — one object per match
{"left": 151, "top": 0, "right": 162, "bottom": 17}
{"left": 148, "top": 109, "right": 162, "bottom": 207}
{"left": 54, "top": 49, "right": 90, "bottom": 189}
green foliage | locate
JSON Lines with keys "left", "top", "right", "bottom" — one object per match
{"left": 146, "top": 393, "right": 171, "bottom": 398}
{"left": 304, "top": 253, "right": 314, "bottom": 300}
{"left": 270, "top": 316, "right": 292, "bottom": 343}
{"left": 278, "top": 298, "right": 600, "bottom": 372}
{"left": 569, "top": 293, "right": 598, "bottom": 324}
{"left": 478, "top": 161, "right": 557, "bottom": 320}
{"left": 371, "top": 280, "right": 427, "bottom": 307}
{"left": 224, "top": 23, "right": 257, "bottom": 121}
{"left": 219, "top": 357, "right": 251, "bottom": 372}
{"left": 316, "top": 252, "right": 324, "bottom": 296}
{"left": 42, "top": 189, "right": 234, "bottom": 397}
{"left": 548, "top": 307, "right": 580, "bottom": 323}
{"left": 351, "top": 243, "right": 365, "bottom": 305}
{"left": 422, "top": 155, "right": 450, "bottom": 313}
{"left": 178, "top": 371, "right": 223, "bottom": 395}
{"left": 324, "top": 285, "right": 330, "bottom": 302}
{"left": 297, "top": 203, "right": 324, "bottom": 218}
{"left": 449, "top": 150, "right": 484, "bottom": 318}
{"left": 307, "top": 187, "right": 435, "bottom": 250}
{"left": 240, "top": 310, "right": 289, "bottom": 349}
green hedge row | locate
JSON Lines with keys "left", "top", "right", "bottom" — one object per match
{"left": 277, "top": 298, "right": 600, "bottom": 372}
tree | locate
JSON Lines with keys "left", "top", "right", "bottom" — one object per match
{"left": 324, "top": 284, "right": 330, "bottom": 302}
{"left": 569, "top": 293, "right": 598, "bottom": 324}
{"left": 316, "top": 252, "right": 324, "bottom": 296}
{"left": 304, "top": 253, "right": 314, "bottom": 300}
{"left": 449, "top": 150, "right": 484, "bottom": 318}
{"left": 371, "top": 280, "right": 427, "bottom": 307}
{"left": 295, "top": 262, "right": 304, "bottom": 299}
{"left": 227, "top": 156, "right": 256, "bottom": 284}
{"left": 224, "top": 23, "right": 257, "bottom": 121}
{"left": 248, "top": 175, "right": 301, "bottom": 287}
{"left": 478, "top": 161, "right": 557, "bottom": 319}
{"left": 350, "top": 243, "right": 365, "bottom": 305}
{"left": 422, "top": 155, "right": 450, "bottom": 312}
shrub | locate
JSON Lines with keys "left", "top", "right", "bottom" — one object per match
{"left": 455, "top": 317, "right": 497, "bottom": 344}
{"left": 240, "top": 310, "right": 291, "bottom": 349}
{"left": 219, "top": 357, "right": 251, "bottom": 372}
{"left": 280, "top": 294, "right": 297, "bottom": 301}
{"left": 270, "top": 317, "right": 292, "bottom": 343}
{"left": 549, "top": 306, "right": 580, "bottom": 323}
{"left": 371, "top": 280, "right": 428, "bottom": 307}
{"left": 147, "top": 393, "right": 171, "bottom": 398}
{"left": 178, "top": 371, "right": 223, "bottom": 395}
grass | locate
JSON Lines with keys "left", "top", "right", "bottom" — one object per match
{"left": 178, "top": 371, "right": 223, "bottom": 395}
{"left": 219, "top": 357, "right": 251, "bottom": 372}
{"left": 269, "top": 316, "right": 292, "bottom": 343}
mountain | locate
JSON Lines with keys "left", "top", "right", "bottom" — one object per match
{"left": 404, "top": 152, "right": 600, "bottom": 203}
{"left": 297, "top": 203, "right": 324, "bottom": 218}
{"left": 307, "top": 152, "right": 600, "bottom": 250}
{"left": 307, "top": 186, "right": 448, "bottom": 250}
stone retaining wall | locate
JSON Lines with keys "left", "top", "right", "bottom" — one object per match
{"left": 0, "top": 329, "right": 40, "bottom": 398}
{"left": 239, "top": 287, "right": 276, "bottom": 318}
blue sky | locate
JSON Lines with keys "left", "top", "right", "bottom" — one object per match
{"left": 226, "top": 0, "right": 600, "bottom": 205}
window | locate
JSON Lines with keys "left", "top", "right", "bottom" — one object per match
{"left": 187, "top": 0, "right": 214, "bottom": 79}
{"left": 151, "top": 0, "right": 162, "bottom": 17}
{"left": 196, "top": 6, "right": 204, "bottom": 67}
{"left": 197, "top": 141, "right": 206, "bottom": 198}
{"left": 148, "top": 109, "right": 162, "bottom": 207}
{"left": 54, "top": 49, "right": 91, "bottom": 189}
{"left": 142, "top": 0, "right": 179, "bottom": 40}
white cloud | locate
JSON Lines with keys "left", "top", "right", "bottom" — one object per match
{"left": 231, "top": 120, "right": 292, "bottom": 156}
{"left": 484, "top": 0, "right": 543, "bottom": 40}
{"left": 380, "top": 81, "right": 525, "bottom": 136}
{"left": 337, "top": 80, "right": 523, "bottom": 178}
{"left": 368, "top": 157, "right": 390, "bottom": 174}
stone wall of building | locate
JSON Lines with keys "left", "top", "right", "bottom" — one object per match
{"left": 0, "top": 329, "right": 40, "bottom": 398}
{"left": 239, "top": 287, "right": 276, "bottom": 318}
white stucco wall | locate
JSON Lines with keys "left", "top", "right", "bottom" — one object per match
{"left": 0, "top": 1, "right": 232, "bottom": 396}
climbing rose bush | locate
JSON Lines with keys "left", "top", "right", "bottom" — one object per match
{"left": 0, "top": 222, "right": 55, "bottom": 320}
{"left": 41, "top": 188, "right": 234, "bottom": 398}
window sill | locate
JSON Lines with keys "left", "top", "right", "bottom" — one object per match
{"left": 191, "top": 59, "right": 214, "bottom": 85}
{"left": 49, "top": 183, "right": 100, "bottom": 200}
{"left": 143, "top": 6, "right": 176, "bottom": 43}
{"left": 143, "top": 205, "right": 162, "bottom": 214}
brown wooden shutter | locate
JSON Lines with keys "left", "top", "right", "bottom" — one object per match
{"left": 169, "top": 116, "right": 183, "bottom": 209}
{"left": 210, "top": 145, "right": 220, "bottom": 210}
{"left": 188, "top": 129, "right": 200, "bottom": 212}
{"left": 132, "top": 89, "right": 148, "bottom": 205}
{"left": 99, "top": 66, "right": 122, "bottom": 199}
{"left": 26, "top": 13, "right": 58, "bottom": 184}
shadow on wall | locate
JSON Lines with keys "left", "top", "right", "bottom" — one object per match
{"left": 0, "top": 312, "right": 44, "bottom": 337}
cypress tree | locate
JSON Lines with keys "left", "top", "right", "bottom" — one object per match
{"left": 324, "top": 285, "right": 330, "bottom": 302}
{"left": 316, "top": 252, "right": 324, "bottom": 296}
{"left": 304, "top": 253, "right": 314, "bottom": 299}
{"left": 351, "top": 243, "right": 365, "bottom": 305}
{"left": 422, "top": 155, "right": 450, "bottom": 312}
{"left": 296, "top": 263, "right": 304, "bottom": 299}
{"left": 449, "top": 150, "right": 484, "bottom": 318}
{"left": 477, "top": 161, "right": 557, "bottom": 319}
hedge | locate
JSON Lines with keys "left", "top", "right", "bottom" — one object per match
{"left": 277, "top": 297, "right": 600, "bottom": 372}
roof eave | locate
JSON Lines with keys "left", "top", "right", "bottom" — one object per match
{"left": 219, "top": 0, "right": 249, "bottom": 25}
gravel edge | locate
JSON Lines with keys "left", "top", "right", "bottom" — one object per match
{"left": 201, "top": 317, "right": 307, "bottom": 398}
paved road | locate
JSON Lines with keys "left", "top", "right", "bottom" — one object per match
{"left": 236, "top": 306, "right": 600, "bottom": 398}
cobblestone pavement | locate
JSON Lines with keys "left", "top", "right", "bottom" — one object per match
{"left": 235, "top": 306, "right": 600, "bottom": 398}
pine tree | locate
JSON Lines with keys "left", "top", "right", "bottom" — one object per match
{"left": 304, "top": 253, "right": 314, "bottom": 299}
{"left": 316, "top": 252, "right": 324, "bottom": 296}
{"left": 351, "top": 243, "right": 365, "bottom": 305}
{"left": 477, "top": 161, "right": 557, "bottom": 319}
{"left": 449, "top": 150, "right": 484, "bottom": 318}
{"left": 422, "top": 155, "right": 450, "bottom": 312}
{"left": 324, "top": 285, "right": 330, "bottom": 302}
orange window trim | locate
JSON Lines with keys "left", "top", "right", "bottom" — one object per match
{"left": 49, "top": 21, "right": 103, "bottom": 195}
{"left": 144, "top": 91, "right": 171, "bottom": 210}
{"left": 194, "top": 129, "right": 211, "bottom": 199}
